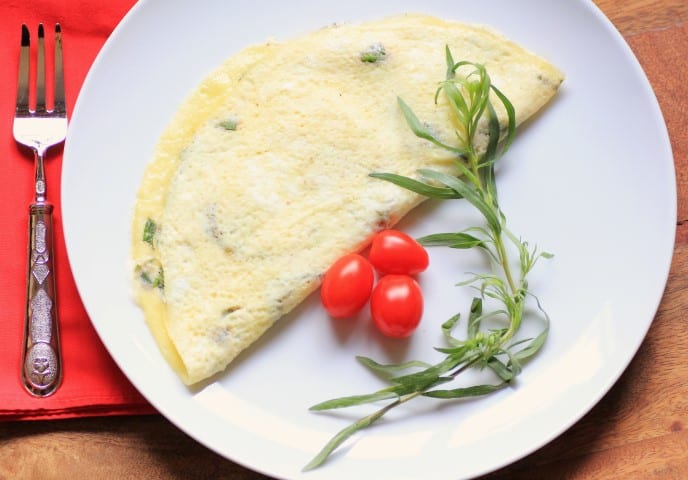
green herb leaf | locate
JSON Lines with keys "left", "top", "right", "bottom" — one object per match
{"left": 357, "top": 356, "right": 432, "bottom": 379}
{"left": 136, "top": 260, "right": 164, "bottom": 290}
{"left": 440, "top": 313, "right": 462, "bottom": 347}
{"left": 143, "top": 218, "right": 156, "bottom": 246}
{"left": 369, "top": 172, "right": 462, "bottom": 199}
{"left": 487, "top": 356, "right": 515, "bottom": 382}
{"left": 309, "top": 391, "right": 399, "bottom": 411}
{"left": 418, "top": 232, "right": 484, "bottom": 249}
{"left": 424, "top": 382, "right": 507, "bottom": 399}
{"left": 512, "top": 295, "right": 550, "bottom": 363}
{"left": 397, "top": 97, "right": 466, "bottom": 155}
{"left": 445, "top": 44, "right": 456, "bottom": 79}
{"left": 360, "top": 43, "right": 386, "bottom": 63}
{"left": 418, "top": 168, "right": 501, "bottom": 233}
{"left": 467, "top": 297, "right": 483, "bottom": 339}
{"left": 303, "top": 401, "right": 398, "bottom": 471}
{"left": 218, "top": 118, "right": 238, "bottom": 131}
{"left": 490, "top": 84, "right": 516, "bottom": 155}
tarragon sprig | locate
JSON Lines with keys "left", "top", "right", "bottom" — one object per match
{"left": 304, "top": 46, "right": 551, "bottom": 471}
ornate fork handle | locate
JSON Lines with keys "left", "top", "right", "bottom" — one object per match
{"left": 21, "top": 199, "right": 62, "bottom": 397}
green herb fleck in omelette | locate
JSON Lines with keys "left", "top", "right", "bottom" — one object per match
{"left": 130, "top": 13, "right": 564, "bottom": 385}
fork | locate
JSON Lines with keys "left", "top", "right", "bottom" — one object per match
{"left": 14, "top": 23, "right": 67, "bottom": 397}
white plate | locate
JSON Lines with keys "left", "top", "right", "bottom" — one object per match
{"left": 62, "top": 1, "right": 675, "bottom": 478}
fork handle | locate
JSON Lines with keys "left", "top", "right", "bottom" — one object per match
{"left": 21, "top": 202, "right": 62, "bottom": 397}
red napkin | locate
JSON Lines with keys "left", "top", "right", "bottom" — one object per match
{"left": 0, "top": 0, "right": 155, "bottom": 420}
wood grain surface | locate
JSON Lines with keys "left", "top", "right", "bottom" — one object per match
{"left": 2, "top": 1, "right": 687, "bottom": 478}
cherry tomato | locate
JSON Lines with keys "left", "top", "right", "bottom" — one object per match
{"left": 370, "top": 275, "right": 423, "bottom": 338}
{"left": 320, "top": 253, "right": 375, "bottom": 318}
{"left": 369, "top": 230, "right": 429, "bottom": 275}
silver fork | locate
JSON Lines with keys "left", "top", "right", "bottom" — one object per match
{"left": 14, "top": 23, "right": 67, "bottom": 397}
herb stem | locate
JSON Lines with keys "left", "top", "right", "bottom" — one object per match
{"left": 495, "top": 232, "right": 518, "bottom": 297}
{"left": 305, "top": 48, "right": 551, "bottom": 471}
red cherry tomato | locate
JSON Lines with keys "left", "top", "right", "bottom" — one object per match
{"left": 369, "top": 230, "right": 429, "bottom": 275}
{"left": 370, "top": 275, "right": 423, "bottom": 338}
{"left": 320, "top": 253, "right": 375, "bottom": 318}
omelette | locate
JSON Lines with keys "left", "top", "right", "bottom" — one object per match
{"left": 131, "top": 13, "right": 564, "bottom": 385}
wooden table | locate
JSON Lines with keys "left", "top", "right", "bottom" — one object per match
{"left": 2, "top": 1, "right": 687, "bottom": 478}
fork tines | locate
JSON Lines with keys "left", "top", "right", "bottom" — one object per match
{"left": 16, "top": 23, "right": 65, "bottom": 116}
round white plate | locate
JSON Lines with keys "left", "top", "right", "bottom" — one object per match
{"left": 62, "top": 1, "right": 675, "bottom": 478}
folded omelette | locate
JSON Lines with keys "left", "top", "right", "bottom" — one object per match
{"left": 131, "top": 13, "right": 564, "bottom": 385}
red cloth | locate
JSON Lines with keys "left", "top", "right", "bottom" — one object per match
{"left": 0, "top": 0, "right": 155, "bottom": 420}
